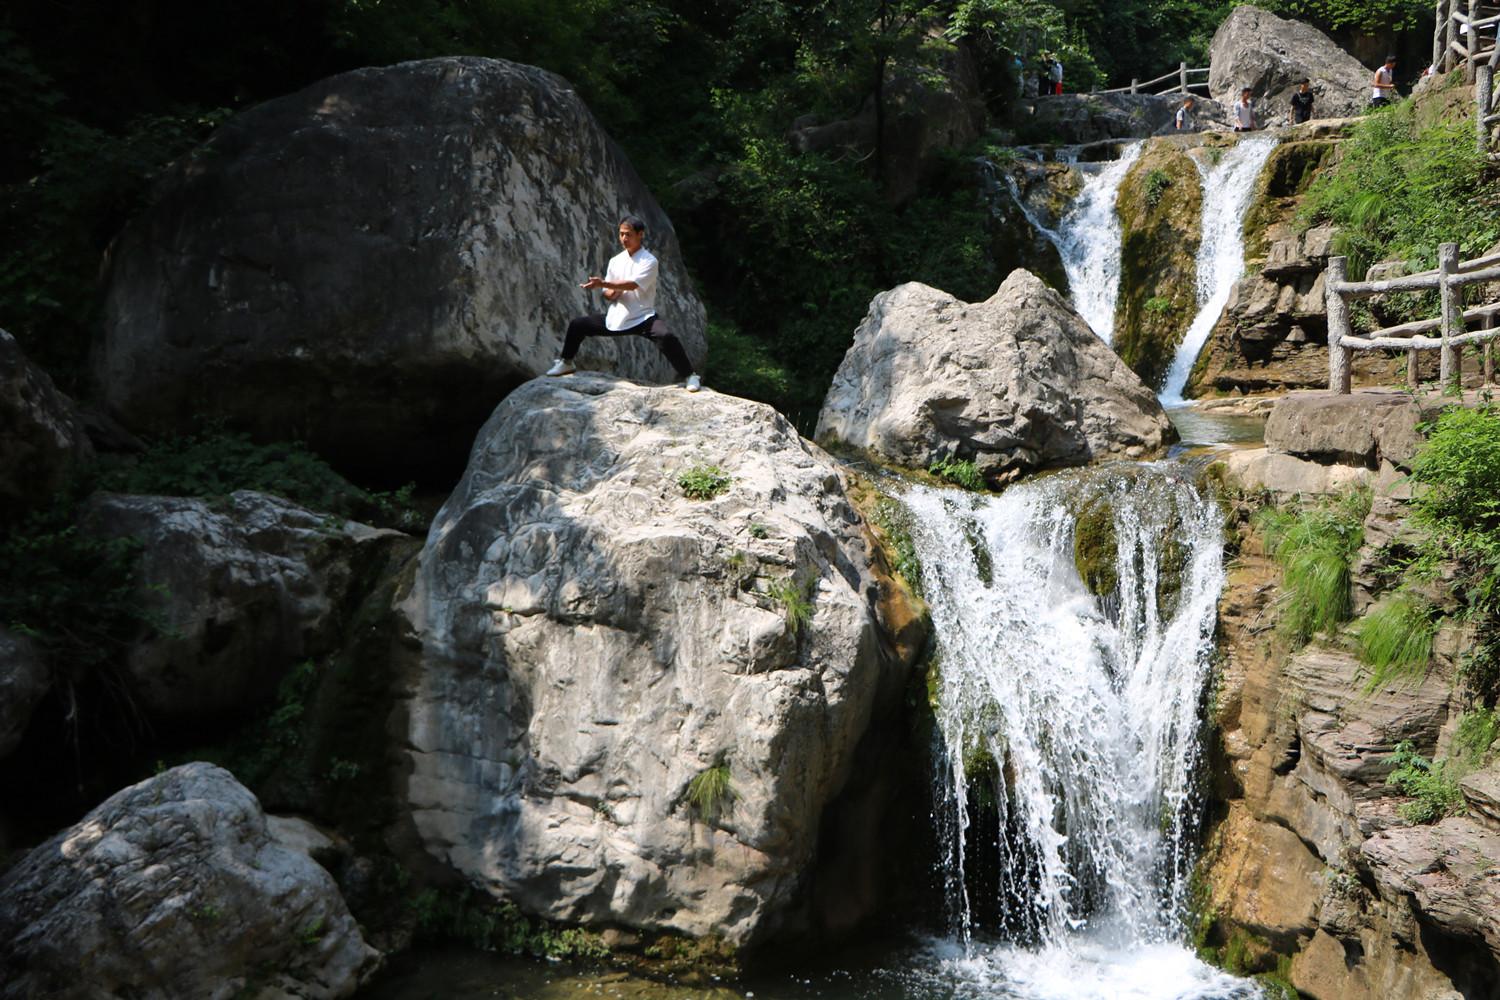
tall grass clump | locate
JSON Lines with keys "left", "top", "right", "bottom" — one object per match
{"left": 1355, "top": 592, "right": 1436, "bottom": 690}
{"left": 1254, "top": 490, "right": 1370, "bottom": 644}
{"left": 686, "top": 761, "right": 735, "bottom": 823}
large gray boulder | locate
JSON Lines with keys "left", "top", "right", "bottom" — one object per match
{"left": 0, "top": 763, "right": 380, "bottom": 999}
{"left": 1028, "top": 93, "right": 1229, "bottom": 143}
{"left": 815, "top": 270, "right": 1174, "bottom": 481}
{"left": 84, "top": 491, "right": 408, "bottom": 721}
{"left": 0, "top": 329, "right": 92, "bottom": 513}
{"left": 98, "top": 57, "right": 706, "bottom": 482}
{"left": 397, "top": 375, "right": 915, "bottom": 945}
{"left": 0, "top": 628, "right": 49, "bottom": 760}
{"left": 1209, "top": 6, "right": 1373, "bottom": 122}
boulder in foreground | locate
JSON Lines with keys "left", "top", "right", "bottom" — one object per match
{"left": 816, "top": 270, "right": 1174, "bottom": 481}
{"left": 0, "top": 762, "right": 379, "bottom": 999}
{"left": 398, "top": 375, "right": 917, "bottom": 945}
{"left": 98, "top": 57, "right": 706, "bottom": 483}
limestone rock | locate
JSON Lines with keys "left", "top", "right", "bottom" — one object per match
{"left": 816, "top": 271, "right": 1173, "bottom": 481}
{"left": 1362, "top": 818, "right": 1500, "bottom": 968}
{"left": 0, "top": 329, "right": 93, "bottom": 514}
{"left": 1264, "top": 390, "right": 1442, "bottom": 469}
{"left": 0, "top": 762, "right": 380, "bottom": 999}
{"left": 1216, "top": 446, "right": 1385, "bottom": 497}
{"left": 399, "top": 375, "right": 918, "bottom": 945}
{"left": 98, "top": 57, "right": 706, "bottom": 483}
{"left": 83, "top": 491, "right": 408, "bottom": 722}
{"left": 0, "top": 628, "right": 49, "bottom": 760}
{"left": 1208, "top": 7, "right": 1374, "bottom": 122}
{"left": 1026, "top": 93, "right": 1225, "bottom": 144}
{"left": 1111, "top": 139, "right": 1202, "bottom": 388}
{"left": 1461, "top": 767, "right": 1500, "bottom": 829}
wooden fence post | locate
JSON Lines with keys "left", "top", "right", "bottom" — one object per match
{"left": 1480, "top": 62, "right": 1495, "bottom": 153}
{"left": 1467, "top": 1, "right": 1479, "bottom": 84}
{"left": 1179, "top": 61, "right": 1188, "bottom": 93}
{"left": 1409, "top": 347, "right": 1421, "bottom": 389}
{"left": 1131, "top": 77, "right": 1139, "bottom": 94}
{"left": 1436, "top": 0, "right": 1449, "bottom": 72}
{"left": 1439, "top": 242, "right": 1463, "bottom": 392}
{"left": 1447, "top": 0, "right": 1460, "bottom": 73}
{"left": 1327, "top": 256, "right": 1353, "bottom": 394}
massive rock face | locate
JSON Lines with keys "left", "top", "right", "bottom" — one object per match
{"left": 397, "top": 375, "right": 918, "bottom": 946}
{"left": 98, "top": 57, "right": 706, "bottom": 482}
{"left": 1209, "top": 7, "right": 1373, "bottom": 123}
{"left": 815, "top": 270, "right": 1174, "bottom": 481}
{"left": 1026, "top": 93, "right": 1227, "bottom": 144}
{"left": 84, "top": 491, "right": 408, "bottom": 722}
{"left": 0, "top": 762, "right": 380, "bottom": 999}
{"left": 0, "top": 629, "right": 48, "bottom": 760}
{"left": 0, "top": 330, "right": 92, "bottom": 514}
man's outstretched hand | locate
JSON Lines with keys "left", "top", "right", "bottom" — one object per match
{"left": 580, "top": 276, "right": 606, "bottom": 290}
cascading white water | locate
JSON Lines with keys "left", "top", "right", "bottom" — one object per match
{"left": 996, "top": 143, "right": 1143, "bottom": 343}
{"left": 904, "top": 465, "right": 1256, "bottom": 999}
{"left": 1159, "top": 136, "right": 1279, "bottom": 404}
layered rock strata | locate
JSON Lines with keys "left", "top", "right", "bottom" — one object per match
{"left": 816, "top": 270, "right": 1173, "bottom": 482}
{"left": 397, "top": 375, "right": 921, "bottom": 946}
{"left": 98, "top": 57, "right": 706, "bottom": 482}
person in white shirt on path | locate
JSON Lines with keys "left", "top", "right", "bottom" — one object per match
{"left": 546, "top": 216, "right": 702, "bottom": 392}
{"left": 1371, "top": 55, "right": 1397, "bottom": 107}
{"left": 1234, "top": 88, "right": 1256, "bottom": 131}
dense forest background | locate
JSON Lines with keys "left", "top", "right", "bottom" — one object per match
{"left": 1, "top": 0, "right": 1431, "bottom": 422}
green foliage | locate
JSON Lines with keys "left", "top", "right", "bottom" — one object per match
{"left": 686, "top": 761, "right": 736, "bottom": 823}
{"left": 1254, "top": 490, "right": 1371, "bottom": 644}
{"left": 1143, "top": 168, "right": 1172, "bottom": 209}
{"left": 676, "top": 464, "right": 732, "bottom": 501}
{"left": 1143, "top": 296, "right": 1175, "bottom": 316}
{"left": 768, "top": 576, "right": 815, "bottom": 634}
{"left": 1299, "top": 101, "right": 1500, "bottom": 278}
{"left": 1454, "top": 708, "right": 1499, "bottom": 763}
{"left": 410, "top": 887, "right": 609, "bottom": 960}
{"left": 95, "top": 430, "right": 418, "bottom": 527}
{"left": 1355, "top": 592, "right": 1436, "bottom": 690}
{"left": 1387, "top": 740, "right": 1465, "bottom": 823}
{"left": 872, "top": 496, "right": 924, "bottom": 595}
{"left": 928, "top": 455, "right": 986, "bottom": 491}
{"left": 748, "top": 522, "right": 770, "bottom": 540}
{"left": 1248, "top": 0, "right": 1431, "bottom": 31}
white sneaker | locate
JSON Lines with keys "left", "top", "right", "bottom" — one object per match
{"left": 684, "top": 373, "right": 702, "bottom": 392}
{"left": 545, "top": 359, "right": 575, "bottom": 376}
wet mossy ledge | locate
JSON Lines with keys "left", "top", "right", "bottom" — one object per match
{"left": 1111, "top": 138, "right": 1204, "bottom": 390}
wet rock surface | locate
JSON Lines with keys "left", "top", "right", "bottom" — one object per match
{"left": 398, "top": 375, "right": 920, "bottom": 946}
{"left": 0, "top": 762, "right": 380, "bottom": 999}
{"left": 97, "top": 57, "right": 705, "bottom": 483}
{"left": 816, "top": 270, "right": 1173, "bottom": 481}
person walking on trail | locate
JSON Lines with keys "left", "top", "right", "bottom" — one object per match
{"left": 1048, "top": 55, "right": 1064, "bottom": 95}
{"left": 1371, "top": 55, "right": 1397, "bottom": 107}
{"left": 1290, "top": 79, "right": 1314, "bottom": 124}
{"left": 546, "top": 216, "right": 701, "bottom": 392}
{"left": 1174, "top": 96, "right": 1196, "bottom": 131}
{"left": 1233, "top": 88, "right": 1256, "bottom": 131}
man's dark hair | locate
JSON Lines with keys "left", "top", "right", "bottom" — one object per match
{"left": 1385, "top": 55, "right": 1397, "bottom": 63}
{"left": 619, "top": 215, "right": 647, "bottom": 236}
{"left": 1298, "top": 78, "right": 1310, "bottom": 86}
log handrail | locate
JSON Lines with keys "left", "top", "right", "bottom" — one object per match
{"left": 1328, "top": 242, "right": 1500, "bottom": 393}
{"left": 1097, "top": 63, "right": 1209, "bottom": 95}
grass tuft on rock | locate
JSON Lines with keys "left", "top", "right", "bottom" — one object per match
{"left": 686, "top": 761, "right": 735, "bottom": 823}
{"left": 1355, "top": 592, "right": 1436, "bottom": 690}
{"left": 768, "top": 576, "right": 814, "bottom": 634}
{"left": 1254, "top": 490, "right": 1369, "bottom": 645}
{"left": 928, "top": 455, "right": 985, "bottom": 491}
{"left": 676, "top": 464, "right": 732, "bottom": 500}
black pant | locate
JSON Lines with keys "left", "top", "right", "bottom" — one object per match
{"left": 563, "top": 313, "right": 693, "bottom": 378}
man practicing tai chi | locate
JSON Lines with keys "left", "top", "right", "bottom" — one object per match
{"left": 546, "top": 216, "right": 702, "bottom": 392}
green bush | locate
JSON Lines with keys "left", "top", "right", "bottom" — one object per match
{"left": 1254, "top": 490, "right": 1370, "bottom": 644}
{"left": 676, "top": 464, "right": 732, "bottom": 501}
{"left": 1387, "top": 740, "right": 1465, "bottom": 823}
{"left": 1355, "top": 592, "right": 1436, "bottom": 690}
{"left": 929, "top": 455, "right": 986, "bottom": 491}
{"left": 1144, "top": 168, "right": 1172, "bottom": 209}
{"left": 768, "top": 576, "right": 815, "bottom": 634}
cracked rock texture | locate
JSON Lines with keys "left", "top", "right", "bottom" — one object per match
{"left": 397, "top": 375, "right": 919, "bottom": 945}
{"left": 815, "top": 270, "right": 1173, "bottom": 482}
{"left": 98, "top": 57, "right": 705, "bottom": 482}
{"left": 0, "top": 762, "right": 380, "bottom": 999}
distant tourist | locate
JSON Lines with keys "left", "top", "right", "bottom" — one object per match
{"left": 546, "top": 216, "right": 701, "bottom": 392}
{"left": 1233, "top": 88, "right": 1256, "bottom": 131}
{"left": 1049, "top": 56, "right": 1064, "bottom": 95}
{"left": 1290, "top": 79, "right": 1314, "bottom": 124}
{"left": 1371, "top": 55, "right": 1397, "bottom": 107}
{"left": 1174, "top": 96, "right": 1197, "bottom": 131}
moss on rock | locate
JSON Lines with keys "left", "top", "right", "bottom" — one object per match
{"left": 1073, "top": 498, "right": 1119, "bottom": 597}
{"left": 1113, "top": 140, "right": 1202, "bottom": 389}
{"left": 1241, "top": 140, "right": 1337, "bottom": 261}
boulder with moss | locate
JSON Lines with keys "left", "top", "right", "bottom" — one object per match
{"left": 396, "top": 374, "right": 923, "bottom": 947}
{"left": 816, "top": 271, "right": 1173, "bottom": 483}
{"left": 83, "top": 490, "right": 409, "bottom": 723}
{"left": 0, "top": 762, "right": 380, "bottom": 999}
{"left": 1110, "top": 139, "right": 1203, "bottom": 389}
{"left": 97, "top": 57, "right": 706, "bottom": 484}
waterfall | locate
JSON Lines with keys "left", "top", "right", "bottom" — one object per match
{"left": 1159, "top": 136, "right": 1279, "bottom": 404}
{"left": 903, "top": 465, "right": 1256, "bottom": 998}
{"left": 993, "top": 143, "right": 1143, "bottom": 343}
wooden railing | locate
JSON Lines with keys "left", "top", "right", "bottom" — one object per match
{"left": 1097, "top": 63, "right": 1210, "bottom": 96}
{"left": 1327, "top": 243, "right": 1500, "bottom": 393}
{"left": 1435, "top": 0, "right": 1500, "bottom": 152}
